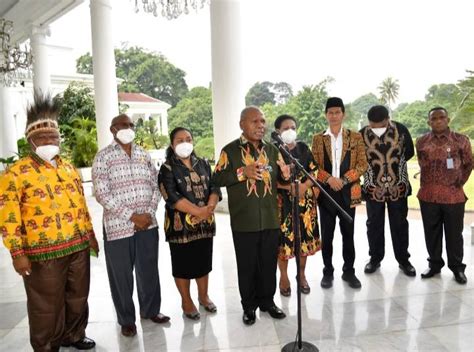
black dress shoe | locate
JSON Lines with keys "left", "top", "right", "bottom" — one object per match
{"left": 260, "top": 305, "right": 286, "bottom": 319}
{"left": 320, "top": 275, "right": 333, "bottom": 289}
{"left": 342, "top": 273, "right": 362, "bottom": 289}
{"left": 242, "top": 309, "right": 256, "bottom": 325}
{"left": 454, "top": 271, "right": 467, "bottom": 284}
{"left": 421, "top": 268, "right": 441, "bottom": 279}
{"left": 399, "top": 262, "right": 416, "bottom": 277}
{"left": 364, "top": 261, "right": 380, "bottom": 274}
{"left": 121, "top": 324, "right": 137, "bottom": 337}
{"left": 61, "top": 337, "right": 96, "bottom": 350}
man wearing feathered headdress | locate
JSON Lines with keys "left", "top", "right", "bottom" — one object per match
{"left": 0, "top": 92, "right": 98, "bottom": 351}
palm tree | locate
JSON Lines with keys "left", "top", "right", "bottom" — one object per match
{"left": 378, "top": 77, "right": 400, "bottom": 113}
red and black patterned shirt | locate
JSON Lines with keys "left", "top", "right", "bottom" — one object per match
{"left": 416, "top": 129, "right": 473, "bottom": 204}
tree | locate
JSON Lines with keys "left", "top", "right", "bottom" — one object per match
{"left": 392, "top": 100, "right": 431, "bottom": 137}
{"left": 64, "top": 117, "right": 98, "bottom": 168}
{"left": 454, "top": 70, "right": 474, "bottom": 138}
{"left": 273, "top": 82, "right": 293, "bottom": 105}
{"left": 135, "top": 119, "right": 169, "bottom": 150}
{"left": 289, "top": 78, "right": 332, "bottom": 144}
{"left": 194, "top": 137, "right": 215, "bottom": 161}
{"left": 245, "top": 81, "right": 293, "bottom": 106}
{"left": 168, "top": 86, "right": 213, "bottom": 141}
{"left": 245, "top": 81, "right": 275, "bottom": 106}
{"left": 54, "top": 82, "right": 99, "bottom": 167}
{"left": 378, "top": 77, "right": 400, "bottom": 112}
{"left": 346, "top": 93, "right": 381, "bottom": 130}
{"left": 53, "top": 82, "right": 96, "bottom": 125}
{"left": 76, "top": 46, "right": 188, "bottom": 106}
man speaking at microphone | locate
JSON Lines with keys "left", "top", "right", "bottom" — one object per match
{"left": 213, "top": 106, "right": 290, "bottom": 326}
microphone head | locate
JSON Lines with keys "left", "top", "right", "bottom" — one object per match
{"left": 271, "top": 131, "right": 283, "bottom": 145}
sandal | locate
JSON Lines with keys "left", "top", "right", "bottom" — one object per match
{"left": 279, "top": 286, "right": 291, "bottom": 297}
{"left": 182, "top": 310, "right": 200, "bottom": 320}
{"left": 199, "top": 301, "right": 217, "bottom": 313}
{"left": 300, "top": 283, "right": 310, "bottom": 294}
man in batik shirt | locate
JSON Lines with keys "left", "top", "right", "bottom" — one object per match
{"left": 213, "top": 106, "right": 289, "bottom": 326}
{"left": 416, "top": 107, "right": 472, "bottom": 284}
{"left": 0, "top": 93, "right": 98, "bottom": 351}
{"left": 360, "top": 105, "right": 416, "bottom": 277}
{"left": 92, "top": 114, "right": 169, "bottom": 338}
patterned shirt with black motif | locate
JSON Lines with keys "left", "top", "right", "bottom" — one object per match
{"left": 360, "top": 121, "right": 414, "bottom": 202}
{"left": 0, "top": 154, "right": 95, "bottom": 261}
{"left": 158, "top": 155, "right": 221, "bottom": 244}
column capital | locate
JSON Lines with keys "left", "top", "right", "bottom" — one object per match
{"left": 90, "top": 0, "right": 113, "bottom": 11}
{"left": 30, "top": 25, "right": 51, "bottom": 38}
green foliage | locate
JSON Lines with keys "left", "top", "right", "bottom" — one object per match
{"left": 378, "top": 77, "right": 400, "bottom": 111}
{"left": 245, "top": 81, "right": 275, "bottom": 106}
{"left": 0, "top": 156, "right": 16, "bottom": 166}
{"left": 273, "top": 82, "right": 294, "bottom": 105}
{"left": 290, "top": 81, "right": 330, "bottom": 144}
{"left": 168, "top": 87, "right": 213, "bottom": 140}
{"left": 16, "top": 138, "right": 31, "bottom": 159}
{"left": 61, "top": 117, "right": 98, "bottom": 168}
{"left": 454, "top": 70, "right": 474, "bottom": 138}
{"left": 54, "top": 82, "right": 96, "bottom": 125}
{"left": 392, "top": 100, "right": 431, "bottom": 137}
{"left": 425, "top": 83, "right": 462, "bottom": 112}
{"left": 194, "top": 137, "right": 215, "bottom": 161}
{"left": 76, "top": 46, "right": 188, "bottom": 106}
{"left": 135, "top": 119, "right": 169, "bottom": 150}
{"left": 54, "top": 82, "right": 98, "bottom": 167}
{"left": 345, "top": 93, "right": 381, "bottom": 129}
{"left": 245, "top": 81, "right": 293, "bottom": 107}
{"left": 259, "top": 79, "right": 330, "bottom": 144}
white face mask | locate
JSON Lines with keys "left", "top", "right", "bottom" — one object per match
{"left": 371, "top": 127, "right": 387, "bottom": 138}
{"left": 175, "top": 142, "right": 193, "bottom": 159}
{"left": 35, "top": 145, "right": 60, "bottom": 161}
{"left": 280, "top": 129, "right": 297, "bottom": 144}
{"left": 116, "top": 128, "right": 135, "bottom": 144}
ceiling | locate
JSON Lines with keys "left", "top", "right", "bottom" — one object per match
{"left": 0, "top": 0, "right": 85, "bottom": 43}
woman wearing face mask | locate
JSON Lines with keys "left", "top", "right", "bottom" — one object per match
{"left": 274, "top": 115, "right": 321, "bottom": 296}
{"left": 158, "top": 127, "right": 221, "bottom": 320}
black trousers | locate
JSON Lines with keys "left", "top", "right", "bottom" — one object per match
{"left": 104, "top": 227, "right": 162, "bottom": 326}
{"left": 318, "top": 191, "right": 356, "bottom": 276}
{"left": 365, "top": 198, "right": 410, "bottom": 265}
{"left": 232, "top": 229, "right": 279, "bottom": 311}
{"left": 419, "top": 201, "right": 466, "bottom": 273}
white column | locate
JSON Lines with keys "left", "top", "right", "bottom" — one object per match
{"left": 0, "top": 85, "right": 18, "bottom": 160}
{"left": 90, "top": 0, "right": 119, "bottom": 150}
{"left": 160, "top": 111, "right": 168, "bottom": 136}
{"left": 210, "top": 0, "right": 245, "bottom": 159}
{"left": 30, "top": 26, "right": 51, "bottom": 94}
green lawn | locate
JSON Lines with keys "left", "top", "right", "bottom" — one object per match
{"left": 407, "top": 161, "right": 474, "bottom": 211}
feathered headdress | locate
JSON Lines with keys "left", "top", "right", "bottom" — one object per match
{"left": 25, "top": 91, "right": 60, "bottom": 140}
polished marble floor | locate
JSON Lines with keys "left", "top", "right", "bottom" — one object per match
{"left": 1, "top": 188, "right": 473, "bottom": 351}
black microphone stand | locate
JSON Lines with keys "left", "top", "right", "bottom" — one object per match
{"left": 276, "top": 139, "right": 353, "bottom": 352}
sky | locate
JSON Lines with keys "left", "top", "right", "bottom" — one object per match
{"left": 48, "top": 0, "right": 474, "bottom": 105}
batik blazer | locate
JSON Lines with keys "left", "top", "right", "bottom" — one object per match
{"left": 0, "top": 154, "right": 95, "bottom": 261}
{"left": 311, "top": 128, "right": 368, "bottom": 207}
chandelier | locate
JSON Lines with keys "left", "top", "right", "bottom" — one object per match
{"left": 0, "top": 18, "right": 32, "bottom": 87}
{"left": 134, "top": 0, "right": 210, "bottom": 19}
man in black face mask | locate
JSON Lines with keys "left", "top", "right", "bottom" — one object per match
{"left": 92, "top": 114, "right": 169, "bottom": 337}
